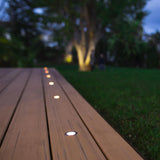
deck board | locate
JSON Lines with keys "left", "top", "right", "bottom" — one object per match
{"left": 42, "top": 69, "right": 106, "bottom": 160}
{"left": 0, "top": 68, "right": 22, "bottom": 94}
{"left": 0, "top": 68, "right": 12, "bottom": 79}
{"left": 0, "top": 69, "right": 50, "bottom": 160}
{"left": 0, "top": 68, "right": 144, "bottom": 160}
{"left": 52, "top": 68, "right": 143, "bottom": 160}
{"left": 0, "top": 69, "right": 31, "bottom": 144}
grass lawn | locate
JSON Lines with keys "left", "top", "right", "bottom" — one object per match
{"left": 55, "top": 64, "right": 160, "bottom": 160}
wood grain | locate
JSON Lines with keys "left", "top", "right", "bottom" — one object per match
{"left": 0, "top": 69, "right": 31, "bottom": 144}
{"left": 0, "top": 68, "right": 12, "bottom": 79}
{"left": 43, "top": 69, "right": 106, "bottom": 160}
{"left": 52, "top": 68, "right": 144, "bottom": 160}
{"left": 0, "top": 68, "right": 22, "bottom": 94}
{"left": 0, "top": 69, "right": 50, "bottom": 160}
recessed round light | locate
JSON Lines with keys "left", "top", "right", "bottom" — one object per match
{"left": 46, "top": 74, "right": 51, "bottom": 78}
{"left": 54, "top": 95, "right": 60, "bottom": 99}
{"left": 45, "top": 70, "right": 49, "bottom": 74}
{"left": 44, "top": 67, "right": 48, "bottom": 70}
{"left": 49, "top": 82, "right": 54, "bottom": 85}
{"left": 65, "top": 131, "right": 77, "bottom": 136}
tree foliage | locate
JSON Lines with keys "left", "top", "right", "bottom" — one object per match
{"left": 37, "top": 0, "right": 149, "bottom": 70}
{"left": 1, "top": 0, "right": 159, "bottom": 69}
{"left": 0, "top": 0, "right": 44, "bottom": 67}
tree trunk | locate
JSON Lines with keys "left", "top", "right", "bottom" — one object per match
{"left": 74, "top": 30, "right": 100, "bottom": 71}
{"left": 72, "top": 1, "right": 102, "bottom": 71}
{"left": 84, "top": 36, "right": 95, "bottom": 66}
{"left": 75, "top": 42, "right": 93, "bottom": 71}
{"left": 79, "top": 64, "right": 91, "bottom": 71}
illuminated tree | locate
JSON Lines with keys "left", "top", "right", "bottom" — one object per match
{"left": 2, "top": 0, "right": 148, "bottom": 69}
{"left": 45, "top": 0, "right": 147, "bottom": 71}
{"left": 72, "top": 0, "right": 102, "bottom": 70}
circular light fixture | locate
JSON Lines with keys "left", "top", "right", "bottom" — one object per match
{"left": 65, "top": 131, "right": 77, "bottom": 136}
{"left": 54, "top": 95, "right": 60, "bottom": 99}
{"left": 44, "top": 67, "right": 48, "bottom": 70}
{"left": 49, "top": 82, "right": 54, "bottom": 85}
{"left": 46, "top": 74, "right": 51, "bottom": 78}
{"left": 45, "top": 70, "right": 49, "bottom": 74}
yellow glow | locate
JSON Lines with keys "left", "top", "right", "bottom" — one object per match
{"left": 46, "top": 74, "right": 51, "bottom": 78}
{"left": 77, "top": 48, "right": 84, "bottom": 66}
{"left": 64, "top": 54, "right": 73, "bottom": 63}
{"left": 49, "top": 82, "right": 54, "bottom": 85}
{"left": 54, "top": 95, "right": 60, "bottom": 99}
{"left": 45, "top": 70, "right": 49, "bottom": 74}
{"left": 85, "top": 58, "right": 90, "bottom": 66}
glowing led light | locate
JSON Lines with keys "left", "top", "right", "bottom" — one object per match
{"left": 54, "top": 95, "right": 60, "bottom": 99}
{"left": 46, "top": 74, "right": 51, "bottom": 78}
{"left": 45, "top": 70, "right": 49, "bottom": 74}
{"left": 44, "top": 67, "right": 48, "bottom": 70}
{"left": 65, "top": 131, "right": 77, "bottom": 136}
{"left": 49, "top": 82, "right": 54, "bottom": 85}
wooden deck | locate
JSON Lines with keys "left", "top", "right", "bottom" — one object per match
{"left": 0, "top": 68, "right": 144, "bottom": 160}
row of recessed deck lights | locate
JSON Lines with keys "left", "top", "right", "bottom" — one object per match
{"left": 44, "top": 67, "right": 60, "bottom": 99}
{"left": 43, "top": 67, "right": 77, "bottom": 136}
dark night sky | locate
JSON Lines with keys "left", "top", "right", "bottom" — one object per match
{"left": 143, "top": 0, "right": 160, "bottom": 34}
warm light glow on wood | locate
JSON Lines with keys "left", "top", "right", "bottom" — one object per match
{"left": 65, "top": 131, "right": 77, "bottom": 136}
{"left": 54, "top": 95, "right": 60, "bottom": 99}
{"left": 45, "top": 70, "right": 49, "bottom": 74}
{"left": 49, "top": 82, "right": 54, "bottom": 85}
{"left": 44, "top": 67, "right": 48, "bottom": 70}
{"left": 46, "top": 74, "right": 51, "bottom": 78}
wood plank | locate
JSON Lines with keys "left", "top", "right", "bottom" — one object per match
{"left": 0, "top": 69, "right": 51, "bottom": 160}
{"left": 43, "top": 69, "right": 106, "bottom": 160}
{"left": 0, "top": 68, "right": 22, "bottom": 94}
{"left": 52, "top": 68, "right": 143, "bottom": 160}
{"left": 0, "top": 68, "right": 12, "bottom": 79}
{"left": 0, "top": 69, "right": 31, "bottom": 144}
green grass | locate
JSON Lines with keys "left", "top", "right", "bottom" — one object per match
{"left": 55, "top": 65, "right": 160, "bottom": 160}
